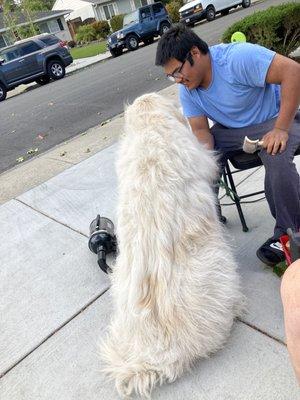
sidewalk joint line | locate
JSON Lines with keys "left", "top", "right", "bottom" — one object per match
{"left": 238, "top": 318, "right": 286, "bottom": 346}
{"left": 46, "top": 157, "right": 75, "bottom": 165}
{"left": 16, "top": 199, "right": 88, "bottom": 238}
{"left": 0, "top": 288, "right": 110, "bottom": 380}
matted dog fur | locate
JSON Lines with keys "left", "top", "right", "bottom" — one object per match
{"left": 101, "top": 93, "right": 244, "bottom": 398}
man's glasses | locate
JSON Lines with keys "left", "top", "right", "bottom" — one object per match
{"left": 166, "top": 53, "right": 190, "bottom": 82}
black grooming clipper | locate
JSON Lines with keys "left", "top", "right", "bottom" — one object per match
{"left": 88, "top": 215, "right": 117, "bottom": 274}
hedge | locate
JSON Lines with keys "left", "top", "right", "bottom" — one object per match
{"left": 76, "top": 21, "right": 111, "bottom": 43}
{"left": 222, "top": 2, "right": 300, "bottom": 57}
{"left": 76, "top": 25, "right": 97, "bottom": 43}
{"left": 110, "top": 14, "right": 125, "bottom": 32}
{"left": 91, "top": 20, "right": 110, "bottom": 39}
{"left": 166, "top": 0, "right": 183, "bottom": 23}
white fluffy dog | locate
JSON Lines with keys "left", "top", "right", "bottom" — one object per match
{"left": 101, "top": 93, "right": 244, "bottom": 398}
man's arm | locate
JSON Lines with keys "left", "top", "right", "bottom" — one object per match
{"left": 264, "top": 54, "right": 300, "bottom": 155}
{"left": 188, "top": 115, "right": 214, "bottom": 150}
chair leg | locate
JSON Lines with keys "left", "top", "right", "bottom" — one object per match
{"left": 224, "top": 161, "right": 249, "bottom": 232}
{"left": 222, "top": 170, "right": 231, "bottom": 197}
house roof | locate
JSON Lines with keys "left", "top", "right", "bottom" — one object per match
{"left": 0, "top": 10, "right": 71, "bottom": 33}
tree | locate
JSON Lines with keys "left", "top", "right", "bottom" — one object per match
{"left": 20, "top": 0, "right": 55, "bottom": 12}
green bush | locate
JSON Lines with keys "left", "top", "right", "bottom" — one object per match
{"left": 76, "top": 24, "right": 97, "bottom": 43}
{"left": 91, "top": 20, "right": 111, "bottom": 39}
{"left": 222, "top": 2, "right": 300, "bottom": 57}
{"left": 110, "top": 14, "right": 125, "bottom": 32}
{"left": 166, "top": 0, "right": 183, "bottom": 23}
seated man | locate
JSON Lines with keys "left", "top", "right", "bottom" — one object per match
{"left": 155, "top": 24, "right": 300, "bottom": 267}
{"left": 281, "top": 260, "right": 300, "bottom": 383}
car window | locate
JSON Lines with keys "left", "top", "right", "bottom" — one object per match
{"left": 19, "top": 41, "right": 41, "bottom": 56}
{"left": 141, "top": 7, "right": 151, "bottom": 19}
{"left": 153, "top": 3, "right": 164, "bottom": 14}
{"left": 39, "top": 36, "right": 59, "bottom": 46}
{"left": 123, "top": 10, "right": 139, "bottom": 26}
{"left": 0, "top": 47, "right": 23, "bottom": 62}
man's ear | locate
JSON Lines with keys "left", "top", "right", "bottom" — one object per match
{"left": 190, "top": 46, "right": 200, "bottom": 57}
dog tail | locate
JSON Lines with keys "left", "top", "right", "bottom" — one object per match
{"left": 100, "top": 337, "right": 159, "bottom": 399}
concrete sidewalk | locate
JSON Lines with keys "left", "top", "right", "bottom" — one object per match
{"left": 0, "top": 83, "right": 300, "bottom": 399}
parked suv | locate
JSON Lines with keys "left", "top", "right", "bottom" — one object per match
{"left": 0, "top": 33, "right": 73, "bottom": 102}
{"left": 107, "top": 2, "right": 171, "bottom": 57}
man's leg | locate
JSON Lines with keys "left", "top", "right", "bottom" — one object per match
{"left": 281, "top": 260, "right": 300, "bottom": 383}
{"left": 211, "top": 113, "right": 300, "bottom": 266}
{"left": 259, "top": 115, "right": 300, "bottom": 239}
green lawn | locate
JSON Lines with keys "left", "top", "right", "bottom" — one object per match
{"left": 70, "top": 41, "right": 107, "bottom": 59}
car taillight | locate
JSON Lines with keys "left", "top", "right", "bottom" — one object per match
{"left": 59, "top": 40, "right": 68, "bottom": 48}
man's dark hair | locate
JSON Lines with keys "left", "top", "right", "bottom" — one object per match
{"left": 155, "top": 23, "right": 209, "bottom": 66}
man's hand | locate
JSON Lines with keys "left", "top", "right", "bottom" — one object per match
{"left": 262, "top": 127, "right": 289, "bottom": 155}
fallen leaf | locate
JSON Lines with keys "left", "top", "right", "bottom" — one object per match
{"left": 27, "top": 148, "right": 35, "bottom": 155}
{"left": 100, "top": 119, "right": 111, "bottom": 127}
{"left": 16, "top": 157, "right": 24, "bottom": 163}
{"left": 60, "top": 151, "right": 67, "bottom": 157}
{"left": 85, "top": 148, "right": 91, "bottom": 153}
{"left": 10, "top": 130, "right": 16, "bottom": 134}
{"left": 103, "top": 136, "right": 107, "bottom": 140}
{"left": 37, "top": 134, "right": 45, "bottom": 140}
{"left": 48, "top": 102, "right": 54, "bottom": 106}
{"left": 155, "top": 77, "right": 160, "bottom": 80}
{"left": 97, "top": 112, "right": 102, "bottom": 115}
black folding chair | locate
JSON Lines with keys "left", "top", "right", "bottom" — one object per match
{"left": 222, "top": 148, "right": 300, "bottom": 232}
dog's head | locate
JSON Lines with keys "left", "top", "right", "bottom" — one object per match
{"left": 124, "top": 92, "right": 188, "bottom": 133}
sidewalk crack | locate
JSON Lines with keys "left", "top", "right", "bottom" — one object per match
{"left": 237, "top": 318, "right": 286, "bottom": 346}
{"left": 16, "top": 198, "right": 88, "bottom": 238}
{"left": 0, "top": 288, "right": 110, "bottom": 380}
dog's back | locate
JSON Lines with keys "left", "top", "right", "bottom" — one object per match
{"left": 101, "top": 93, "right": 244, "bottom": 399}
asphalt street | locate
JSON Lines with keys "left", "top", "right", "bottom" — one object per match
{"left": 0, "top": 0, "right": 291, "bottom": 174}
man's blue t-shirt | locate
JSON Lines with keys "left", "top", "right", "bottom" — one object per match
{"left": 179, "top": 42, "right": 281, "bottom": 128}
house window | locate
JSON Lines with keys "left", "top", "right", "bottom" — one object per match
{"left": 47, "top": 19, "right": 61, "bottom": 33}
{"left": 57, "top": 18, "right": 64, "bottom": 31}
{"left": 0, "top": 35, "right": 7, "bottom": 49}
{"left": 134, "top": 0, "right": 148, "bottom": 8}
{"left": 39, "top": 22, "right": 49, "bottom": 33}
{"left": 102, "top": 3, "right": 115, "bottom": 19}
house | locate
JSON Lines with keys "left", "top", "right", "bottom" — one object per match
{"left": 52, "top": 0, "right": 154, "bottom": 23}
{"left": 0, "top": 10, "right": 72, "bottom": 50}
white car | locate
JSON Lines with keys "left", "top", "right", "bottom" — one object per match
{"left": 179, "top": 0, "right": 251, "bottom": 25}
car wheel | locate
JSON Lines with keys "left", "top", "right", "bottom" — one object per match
{"left": 125, "top": 35, "right": 139, "bottom": 51}
{"left": 242, "top": 0, "right": 251, "bottom": 7}
{"left": 206, "top": 6, "right": 216, "bottom": 21}
{"left": 36, "top": 75, "right": 51, "bottom": 85}
{"left": 110, "top": 48, "right": 122, "bottom": 57}
{"left": 159, "top": 22, "right": 170, "bottom": 36}
{"left": 0, "top": 82, "right": 7, "bottom": 102}
{"left": 144, "top": 37, "right": 154, "bottom": 45}
{"left": 47, "top": 60, "right": 65, "bottom": 80}
{"left": 221, "top": 9, "right": 229, "bottom": 16}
